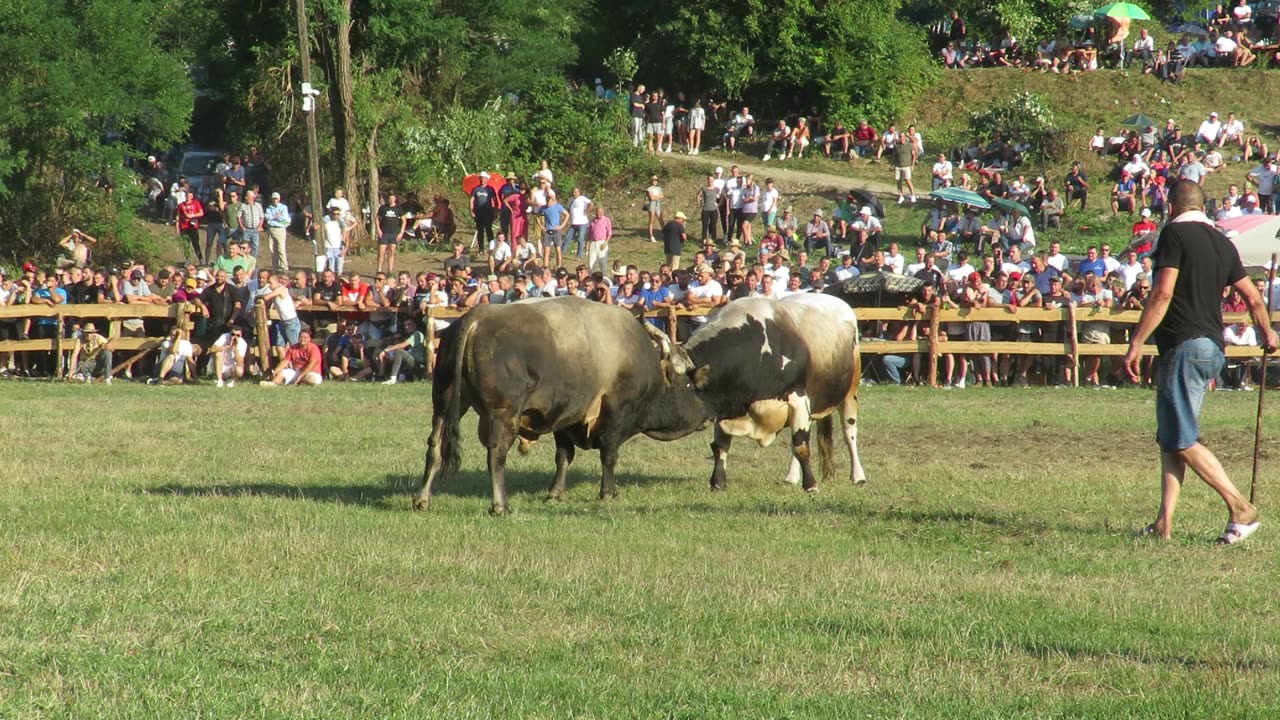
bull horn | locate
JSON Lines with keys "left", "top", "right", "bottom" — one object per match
{"left": 640, "top": 321, "right": 692, "bottom": 374}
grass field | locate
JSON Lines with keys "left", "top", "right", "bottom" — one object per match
{"left": 4, "top": 381, "right": 1280, "bottom": 718}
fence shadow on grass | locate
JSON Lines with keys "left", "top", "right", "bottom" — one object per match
{"left": 1018, "top": 640, "right": 1278, "bottom": 672}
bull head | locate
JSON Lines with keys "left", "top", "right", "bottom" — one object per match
{"left": 640, "top": 321, "right": 692, "bottom": 374}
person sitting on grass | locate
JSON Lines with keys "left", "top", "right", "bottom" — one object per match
{"left": 378, "top": 318, "right": 427, "bottom": 385}
{"left": 148, "top": 327, "right": 197, "bottom": 386}
{"left": 67, "top": 322, "right": 112, "bottom": 384}
{"left": 329, "top": 332, "right": 373, "bottom": 381}
{"left": 261, "top": 327, "right": 322, "bottom": 387}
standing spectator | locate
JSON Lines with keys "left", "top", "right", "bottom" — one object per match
{"left": 566, "top": 187, "right": 592, "bottom": 259}
{"left": 541, "top": 194, "right": 568, "bottom": 268}
{"left": 378, "top": 319, "right": 427, "bottom": 384}
{"left": 176, "top": 189, "right": 205, "bottom": 264}
{"left": 696, "top": 175, "right": 720, "bottom": 242}
{"left": 262, "top": 326, "right": 322, "bottom": 387}
{"left": 203, "top": 189, "right": 227, "bottom": 262}
{"left": 645, "top": 91, "right": 665, "bottom": 155}
{"left": 629, "top": 84, "right": 646, "bottom": 147}
{"left": 263, "top": 192, "right": 291, "bottom": 272}
{"left": 587, "top": 206, "right": 613, "bottom": 276}
{"left": 892, "top": 135, "right": 918, "bottom": 205}
{"left": 645, "top": 176, "right": 665, "bottom": 243}
{"left": 469, "top": 172, "right": 498, "bottom": 251}
{"left": 687, "top": 99, "right": 706, "bottom": 155}
{"left": 376, "top": 193, "right": 408, "bottom": 275}
{"left": 760, "top": 178, "right": 781, "bottom": 230}
{"left": 257, "top": 273, "right": 302, "bottom": 360}
{"left": 1246, "top": 157, "right": 1276, "bottom": 213}
{"left": 1123, "top": 180, "right": 1276, "bottom": 544}
{"left": 663, "top": 211, "right": 689, "bottom": 269}
{"left": 221, "top": 155, "right": 247, "bottom": 198}
{"left": 739, "top": 176, "right": 760, "bottom": 247}
{"left": 237, "top": 190, "right": 265, "bottom": 260}
{"left": 319, "top": 206, "right": 353, "bottom": 274}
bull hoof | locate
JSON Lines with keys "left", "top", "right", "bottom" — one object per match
{"left": 489, "top": 504, "right": 511, "bottom": 517}
{"left": 803, "top": 486, "right": 820, "bottom": 495}
{"left": 710, "top": 484, "right": 727, "bottom": 492}
{"left": 597, "top": 491, "right": 618, "bottom": 502}
{"left": 545, "top": 491, "right": 566, "bottom": 503}
{"left": 412, "top": 496, "right": 431, "bottom": 511}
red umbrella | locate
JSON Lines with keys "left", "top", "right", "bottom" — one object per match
{"left": 461, "top": 172, "right": 507, "bottom": 195}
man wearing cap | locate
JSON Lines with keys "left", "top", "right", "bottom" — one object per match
{"left": 804, "top": 210, "right": 832, "bottom": 257}
{"left": 1196, "top": 112, "right": 1223, "bottom": 146}
{"left": 376, "top": 193, "right": 408, "bottom": 275}
{"left": 237, "top": 190, "right": 265, "bottom": 260}
{"left": 683, "top": 263, "right": 724, "bottom": 334}
{"left": 263, "top": 192, "right": 291, "bottom": 272}
{"left": 662, "top": 211, "right": 689, "bottom": 269}
{"left": 1124, "top": 180, "right": 1277, "bottom": 544}
{"left": 851, "top": 206, "right": 883, "bottom": 253}
{"left": 68, "top": 323, "right": 113, "bottom": 384}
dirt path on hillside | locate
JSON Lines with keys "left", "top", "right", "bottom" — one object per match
{"left": 661, "top": 152, "right": 899, "bottom": 196}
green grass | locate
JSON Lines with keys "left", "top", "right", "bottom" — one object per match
{"left": 3, "top": 381, "right": 1280, "bottom": 717}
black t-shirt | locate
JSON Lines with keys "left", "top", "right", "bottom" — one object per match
{"left": 377, "top": 204, "right": 404, "bottom": 235}
{"left": 645, "top": 101, "right": 664, "bottom": 124}
{"left": 1151, "top": 219, "right": 1246, "bottom": 353}
{"left": 629, "top": 92, "right": 645, "bottom": 119}
{"left": 471, "top": 186, "right": 497, "bottom": 215}
{"left": 230, "top": 284, "right": 251, "bottom": 321}
{"left": 443, "top": 255, "right": 471, "bottom": 273}
{"left": 202, "top": 284, "right": 235, "bottom": 329}
{"left": 914, "top": 266, "right": 944, "bottom": 286}
{"left": 314, "top": 279, "right": 341, "bottom": 303}
{"left": 662, "top": 220, "right": 686, "bottom": 255}
{"left": 1065, "top": 172, "right": 1088, "bottom": 190}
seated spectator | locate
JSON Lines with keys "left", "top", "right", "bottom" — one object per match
{"left": 67, "top": 322, "right": 112, "bottom": 384}
{"left": 955, "top": 206, "right": 983, "bottom": 248}
{"left": 786, "top": 118, "right": 811, "bottom": 159}
{"left": 1003, "top": 209, "right": 1036, "bottom": 253}
{"left": 1243, "top": 135, "right": 1268, "bottom": 163}
{"left": 328, "top": 332, "right": 373, "bottom": 381}
{"left": 1111, "top": 170, "right": 1138, "bottom": 215}
{"left": 824, "top": 121, "right": 852, "bottom": 158}
{"left": 931, "top": 152, "right": 953, "bottom": 190}
{"left": 261, "top": 327, "right": 322, "bottom": 387}
{"left": 722, "top": 106, "right": 755, "bottom": 151}
{"left": 1064, "top": 162, "right": 1089, "bottom": 209}
{"left": 763, "top": 120, "right": 790, "bottom": 161}
{"left": 1214, "top": 30, "right": 1239, "bottom": 66}
{"left": 208, "top": 324, "right": 248, "bottom": 388}
{"left": 1133, "top": 28, "right": 1155, "bottom": 70}
{"left": 377, "top": 318, "right": 427, "bottom": 384}
{"left": 852, "top": 120, "right": 878, "bottom": 158}
{"left": 149, "top": 327, "right": 196, "bottom": 385}
{"left": 850, "top": 207, "right": 882, "bottom": 248}
{"left": 488, "top": 232, "right": 514, "bottom": 274}
{"left": 804, "top": 210, "right": 832, "bottom": 257}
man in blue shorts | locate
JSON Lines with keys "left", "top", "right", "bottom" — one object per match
{"left": 1125, "top": 180, "right": 1278, "bottom": 545}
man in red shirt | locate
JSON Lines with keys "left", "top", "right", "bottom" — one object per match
{"left": 262, "top": 327, "right": 323, "bottom": 386}
{"left": 853, "top": 120, "right": 879, "bottom": 158}
{"left": 1130, "top": 207, "right": 1158, "bottom": 255}
{"left": 339, "top": 271, "right": 371, "bottom": 328}
{"left": 177, "top": 190, "right": 205, "bottom": 263}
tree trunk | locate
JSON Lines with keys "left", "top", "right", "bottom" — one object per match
{"left": 366, "top": 124, "right": 380, "bottom": 249}
{"left": 332, "top": 0, "right": 364, "bottom": 245}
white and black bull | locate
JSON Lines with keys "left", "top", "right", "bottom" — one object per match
{"left": 684, "top": 293, "right": 865, "bottom": 492}
{"left": 416, "top": 296, "right": 709, "bottom": 515}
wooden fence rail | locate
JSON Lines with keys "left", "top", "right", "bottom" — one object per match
{"left": 0, "top": 303, "right": 197, "bottom": 377}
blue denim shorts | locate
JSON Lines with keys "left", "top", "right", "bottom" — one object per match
{"left": 1155, "top": 337, "right": 1224, "bottom": 451}
{"left": 273, "top": 317, "right": 302, "bottom": 348}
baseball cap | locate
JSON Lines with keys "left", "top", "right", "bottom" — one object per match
{"left": 1211, "top": 111, "right": 1219, "bottom": 117}
{"left": 1141, "top": 208, "right": 1152, "bottom": 217}
{"left": 197, "top": 269, "right": 211, "bottom": 281}
{"left": 130, "top": 269, "right": 145, "bottom": 280}
{"left": 1009, "top": 271, "right": 1023, "bottom": 282}
{"left": 184, "top": 278, "right": 197, "bottom": 289}
{"left": 714, "top": 166, "right": 724, "bottom": 174}
{"left": 674, "top": 211, "right": 687, "bottom": 220}
{"left": 555, "top": 268, "right": 568, "bottom": 279}
{"left": 479, "top": 171, "right": 490, "bottom": 178}
{"left": 813, "top": 209, "right": 823, "bottom": 216}
{"left": 967, "top": 271, "right": 982, "bottom": 282}
{"left": 485, "top": 273, "right": 498, "bottom": 282}
{"left": 22, "top": 262, "right": 37, "bottom": 273}
{"left": 147, "top": 155, "right": 156, "bottom": 163}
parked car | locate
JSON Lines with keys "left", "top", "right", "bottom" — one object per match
{"left": 167, "top": 148, "right": 226, "bottom": 200}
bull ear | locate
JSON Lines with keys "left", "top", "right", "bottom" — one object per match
{"left": 659, "top": 358, "right": 676, "bottom": 386}
{"left": 692, "top": 364, "right": 711, "bottom": 389}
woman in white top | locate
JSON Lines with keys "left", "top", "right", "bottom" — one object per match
{"left": 645, "top": 176, "right": 665, "bottom": 242}
{"left": 533, "top": 160, "right": 554, "bottom": 186}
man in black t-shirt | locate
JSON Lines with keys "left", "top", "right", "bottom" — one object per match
{"left": 644, "top": 93, "right": 665, "bottom": 155}
{"left": 376, "top": 194, "right": 407, "bottom": 276}
{"left": 662, "top": 211, "right": 688, "bottom": 269}
{"left": 629, "top": 84, "right": 646, "bottom": 147}
{"left": 1125, "top": 180, "right": 1277, "bottom": 545}
{"left": 470, "top": 173, "right": 498, "bottom": 251}
{"left": 1064, "top": 163, "right": 1089, "bottom": 210}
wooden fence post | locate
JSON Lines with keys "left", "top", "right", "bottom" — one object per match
{"left": 1067, "top": 304, "right": 1080, "bottom": 388}
{"left": 667, "top": 306, "right": 678, "bottom": 343}
{"left": 425, "top": 305, "right": 437, "bottom": 365}
{"left": 254, "top": 303, "right": 270, "bottom": 374}
{"left": 927, "top": 306, "right": 941, "bottom": 387}
{"left": 53, "top": 313, "right": 65, "bottom": 381}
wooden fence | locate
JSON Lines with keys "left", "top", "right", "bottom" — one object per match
{"left": 0, "top": 303, "right": 197, "bottom": 377}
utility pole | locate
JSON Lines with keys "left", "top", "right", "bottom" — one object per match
{"left": 295, "top": 0, "right": 325, "bottom": 261}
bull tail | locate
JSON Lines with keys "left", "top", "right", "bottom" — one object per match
{"left": 815, "top": 414, "right": 835, "bottom": 485}
{"left": 438, "top": 319, "right": 477, "bottom": 478}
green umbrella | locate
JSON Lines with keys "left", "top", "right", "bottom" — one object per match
{"left": 929, "top": 187, "right": 991, "bottom": 210}
{"left": 990, "top": 196, "right": 1030, "bottom": 216}
{"left": 1121, "top": 113, "right": 1158, "bottom": 129}
{"left": 1094, "top": 2, "right": 1151, "bottom": 20}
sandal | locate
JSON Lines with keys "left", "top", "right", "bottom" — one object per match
{"left": 1216, "top": 520, "right": 1261, "bottom": 546}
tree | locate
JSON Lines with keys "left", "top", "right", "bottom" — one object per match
{"left": 0, "top": 0, "right": 192, "bottom": 262}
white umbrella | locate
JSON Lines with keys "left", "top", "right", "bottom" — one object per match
{"left": 1218, "top": 214, "right": 1280, "bottom": 267}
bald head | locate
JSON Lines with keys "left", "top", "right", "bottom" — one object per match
{"left": 1168, "top": 180, "right": 1205, "bottom": 216}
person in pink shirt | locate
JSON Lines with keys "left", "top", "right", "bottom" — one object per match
{"left": 586, "top": 206, "right": 613, "bottom": 275}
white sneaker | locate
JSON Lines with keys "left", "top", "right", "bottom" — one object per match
{"left": 897, "top": 196, "right": 905, "bottom": 204}
{"left": 955, "top": 378, "right": 966, "bottom": 389}
{"left": 104, "top": 377, "right": 112, "bottom": 386}
{"left": 226, "top": 380, "right": 235, "bottom": 388}
{"left": 910, "top": 195, "right": 917, "bottom": 203}
{"left": 762, "top": 154, "right": 771, "bottom": 162}
{"left": 259, "top": 380, "right": 276, "bottom": 387}
{"left": 216, "top": 380, "right": 224, "bottom": 388}
{"left": 381, "top": 378, "right": 397, "bottom": 385}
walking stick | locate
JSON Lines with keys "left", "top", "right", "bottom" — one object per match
{"left": 1250, "top": 252, "right": 1279, "bottom": 505}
